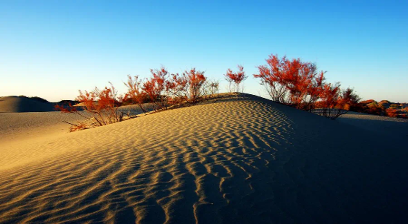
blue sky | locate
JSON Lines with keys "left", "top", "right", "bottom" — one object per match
{"left": 1, "top": 0, "right": 407, "bottom": 102}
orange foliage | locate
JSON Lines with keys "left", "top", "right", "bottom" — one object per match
{"left": 184, "top": 68, "right": 207, "bottom": 103}
{"left": 125, "top": 75, "right": 147, "bottom": 113}
{"left": 386, "top": 108, "right": 398, "bottom": 117}
{"left": 55, "top": 83, "right": 128, "bottom": 130}
{"left": 254, "top": 54, "right": 328, "bottom": 110}
{"left": 225, "top": 65, "right": 247, "bottom": 92}
{"left": 367, "top": 102, "right": 384, "bottom": 115}
{"left": 340, "top": 88, "right": 361, "bottom": 110}
{"left": 142, "top": 67, "right": 169, "bottom": 109}
{"left": 254, "top": 54, "right": 360, "bottom": 119}
{"left": 166, "top": 73, "right": 188, "bottom": 104}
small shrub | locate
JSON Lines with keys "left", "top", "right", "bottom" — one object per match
{"left": 55, "top": 83, "right": 128, "bottom": 131}
{"left": 142, "top": 67, "right": 169, "bottom": 110}
{"left": 184, "top": 68, "right": 207, "bottom": 103}
{"left": 125, "top": 75, "right": 147, "bottom": 113}
{"left": 166, "top": 72, "right": 188, "bottom": 105}
{"left": 386, "top": 108, "right": 398, "bottom": 117}
{"left": 225, "top": 65, "right": 247, "bottom": 93}
{"left": 207, "top": 80, "right": 219, "bottom": 96}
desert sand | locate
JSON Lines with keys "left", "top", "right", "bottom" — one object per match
{"left": 1, "top": 93, "right": 408, "bottom": 223}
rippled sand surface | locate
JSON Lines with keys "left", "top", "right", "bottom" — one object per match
{"left": 1, "top": 94, "right": 407, "bottom": 223}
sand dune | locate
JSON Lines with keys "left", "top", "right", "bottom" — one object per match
{"left": 338, "top": 111, "right": 408, "bottom": 139}
{"left": 0, "top": 96, "right": 55, "bottom": 113}
{"left": 1, "top": 94, "right": 408, "bottom": 223}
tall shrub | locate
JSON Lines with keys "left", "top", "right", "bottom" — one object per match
{"left": 184, "top": 68, "right": 207, "bottom": 103}
{"left": 125, "top": 75, "right": 147, "bottom": 113}
{"left": 254, "top": 54, "right": 360, "bottom": 119}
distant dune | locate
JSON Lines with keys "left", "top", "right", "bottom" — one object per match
{"left": 0, "top": 94, "right": 408, "bottom": 223}
{"left": 0, "top": 96, "right": 55, "bottom": 112}
{"left": 338, "top": 111, "right": 408, "bottom": 139}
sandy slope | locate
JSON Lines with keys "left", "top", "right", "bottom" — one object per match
{"left": 337, "top": 111, "right": 408, "bottom": 139}
{"left": 0, "top": 94, "right": 408, "bottom": 223}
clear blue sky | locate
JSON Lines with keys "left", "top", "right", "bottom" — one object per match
{"left": 1, "top": 0, "right": 407, "bottom": 102}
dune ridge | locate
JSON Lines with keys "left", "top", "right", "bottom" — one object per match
{"left": 0, "top": 96, "right": 55, "bottom": 113}
{"left": 1, "top": 94, "right": 407, "bottom": 223}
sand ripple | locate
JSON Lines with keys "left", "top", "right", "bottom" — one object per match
{"left": 1, "top": 94, "right": 407, "bottom": 223}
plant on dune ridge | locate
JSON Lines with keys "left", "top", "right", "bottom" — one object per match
{"left": 207, "top": 80, "right": 220, "bottom": 96}
{"left": 133, "top": 66, "right": 208, "bottom": 109}
{"left": 55, "top": 83, "right": 128, "bottom": 131}
{"left": 125, "top": 75, "right": 147, "bottom": 113}
{"left": 316, "top": 82, "right": 343, "bottom": 119}
{"left": 224, "top": 65, "right": 247, "bottom": 93}
{"left": 165, "top": 72, "right": 188, "bottom": 105}
{"left": 142, "top": 67, "right": 169, "bottom": 110}
{"left": 184, "top": 68, "right": 207, "bottom": 103}
{"left": 254, "top": 55, "right": 289, "bottom": 102}
{"left": 254, "top": 54, "right": 360, "bottom": 119}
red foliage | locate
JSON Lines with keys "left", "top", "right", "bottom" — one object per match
{"left": 142, "top": 67, "right": 169, "bottom": 109}
{"left": 319, "top": 83, "right": 341, "bottom": 109}
{"left": 386, "top": 108, "right": 398, "bottom": 117}
{"left": 125, "top": 75, "right": 147, "bottom": 112}
{"left": 166, "top": 73, "right": 188, "bottom": 104}
{"left": 55, "top": 83, "right": 127, "bottom": 130}
{"left": 184, "top": 68, "right": 207, "bottom": 103}
{"left": 225, "top": 65, "right": 247, "bottom": 92}
{"left": 367, "top": 102, "right": 384, "bottom": 115}
{"left": 54, "top": 102, "right": 77, "bottom": 113}
{"left": 254, "top": 55, "right": 288, "bottom": 102}
{"left": 339, "top": 88, "right": 360, "bottom": 110}
{"left": 253, "top": 54, "right": 328, "bottom": 110}
{"left": 254, "top": 54, "right": 360, "bottom": 119}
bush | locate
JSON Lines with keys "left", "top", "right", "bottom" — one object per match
{"left": 206, "top": 80, "right": 220, "bottom": 96}
{"left": 386, "top": 108, "right": 398, "bottom": 117}
{"left": 225, "top": 65, "right": 247, "bottom": 93}
{"left": 55, "top": 83, "right": 128, "bottom": 131}
{"left": 254, "top": 54, "right": 359, "bottom": 119}
{"left": 125, "top": 75, "right": 148, "bottom": 113}
{"left": 184, "top": 68, "right": 207, "bottom": 103}
{"left": 142, "top": 67, "right": 169, "bottom": 110}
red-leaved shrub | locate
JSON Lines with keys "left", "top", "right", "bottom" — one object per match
{"left": 55, "top": 83, "right": 128, "bottom": 131}
{"left": 225, "top": 65, "right": 247, "bottom": 93}
{"left": 125, "top": 75, "right": 147, "bottom": 113}
{"left": 254, "top": 54, "right": 360, "bottom": 119}
{"left": 184, "top": 68, "right": 207, "bottom": 103}
{"left": 386, "top": 108, "right": 398, "bottom": 117}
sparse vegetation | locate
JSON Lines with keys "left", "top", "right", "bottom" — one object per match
{"left": 355, "top": 100, "right": 408, "bottom": 118}
{"left": 225, "top": 65, "right": 247, "bottom": 93}
{"left": 57, "top": 54, "right": 406, "bottom": 131}
{"left": 125, "top": 75, "right": 148, "bottom": 113}
{"left": 253, "top": 54, "right": 359, "bottom": 119}
{"left": 56, "top": 67, "right": 210, "bottom": 131}
{"left": 55, "top": 84, "right": 129, "bottom": 131}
